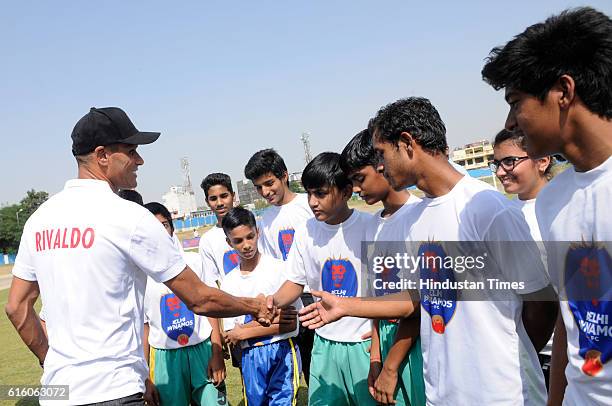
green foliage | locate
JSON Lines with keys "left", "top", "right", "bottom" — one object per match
{"left": 289, "top": 180, "right": 305, "bottom": 194}
{"left": 0, "top": 190, "right": 48, "bottom": 254}
{"left": 254, "top": 199, "right": 270, "bottom": 210}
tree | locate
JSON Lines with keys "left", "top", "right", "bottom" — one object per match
{"left": 0, "top": 189, "right": 49, "bottom": 254}
{"left": 289, "top": 180, "right": 305, "bottom": 193}
{"left": 0, "top": 205, "right": 23, "bottom": 254}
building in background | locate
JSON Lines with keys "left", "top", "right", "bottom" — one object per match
{"left": 162, "top": 186, "right": 198, "bottom": 218}
{"left": 451, "top": 140, "right": 494, "bottom": 170}
{"left": 236, "top": 179, "right": 261, "bottom": 206}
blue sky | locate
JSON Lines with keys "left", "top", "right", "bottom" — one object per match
{"left": 1, "top": 1, "right": 610, "bottom": 206}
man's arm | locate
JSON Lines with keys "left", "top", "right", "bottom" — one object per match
{"left": 164, "top": 267, "right": 275, "bottom": 325}
{"left": 5, "top": 277, "right": 48, "bottom": 364}
{"left": 521, "top": 285, "right": 558, "bottom": 352}
{"left": 298, "top": 290, "right": 418, "bottom": 329}
{"left": 547, "top": 310, "right": 568, "bottom": 406}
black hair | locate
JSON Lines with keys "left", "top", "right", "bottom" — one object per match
{"left": 144, "top": 202, "right": 174, "bottom": 234}
{"left": 340, "top": 129, "right": 378, "bottom": 173}
{"left": 200, "top": 173, "right": 234, "bottom": 199}
{"left": 221, "top": 207, "right": 257, "bottom": 234}
{"left": 369, "top": 97, "right": 448, "bottom": 154}
{"left": 301, "top": 152, "right": 352, "bottom": 191}
{"left": 482, "top": 7, "right": 612, "bottom": 119}
{"left": 493, "top": 129, "right": 555, "bottom": 178}
{"left": 118, "top": 189, "right": 143, "bottom": 206}
{"left": 244, "top": 149, "right": 289, "bottom": 184}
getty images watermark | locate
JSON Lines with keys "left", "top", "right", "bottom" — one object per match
{"left": 355, "top": 241, "right": 612, "bottom": 302}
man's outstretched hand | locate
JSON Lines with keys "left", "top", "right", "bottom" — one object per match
{"left": 298, "top": 290, "right": 346, "bottom": 329}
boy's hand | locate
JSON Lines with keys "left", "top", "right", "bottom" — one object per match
{"left": 143, "top": 378, "right": 160, "bottom": 406}
{"left": 224, "top": 325, "right": 245, "bottom": 346}
{"left": 207, "top": 346, "right": 226, "bottom": 386}
{"left": 298, "top": 290, "right": 346, "bottom": 329}
{"left": 374, "top": 366, "right": 399, "bottom": 404}
{"left": 368, "top": 360, "right": 382, "bottom": 400}
{"left": 274, "top": 306, "right": 298, "bottom": 324}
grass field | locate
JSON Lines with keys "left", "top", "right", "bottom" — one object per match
{"left": 0, "top": 288, "right": 307, "bottom": 405}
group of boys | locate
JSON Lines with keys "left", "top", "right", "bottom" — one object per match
{"left": 201, "top": 7, "right": 612, "bottom": 406}
{"left": 7, "top": 5, "right": 611, "bottom": 406}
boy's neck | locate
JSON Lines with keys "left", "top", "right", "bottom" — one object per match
{"left": 381, "top": 189, "right": 411, "bottom": 218}
{"left": 325, "top": 206, "right": 353, "bottom": 226}
{"left": 562, "top": 115, "right": 612, "bottom": 172}
{"left": 278, "top": 189, "right": 297, "bottom": 206}
{"left": 416, "top": 156, "right": 464, "bottom": 198}
{"left": 239, "top": 251, "right": 261, "bottom": 274}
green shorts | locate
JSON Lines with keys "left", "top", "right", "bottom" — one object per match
{"left": 149, "top": 338, "right": 227, "bottom": 406}
{"left": 308, "top": 334, "right": 375, "bottom": 406}
{"left": 379, "top": 320, "right": 426, "bottom": 406}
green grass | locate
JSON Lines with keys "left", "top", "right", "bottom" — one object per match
{"left": 0, "top": 288, "right": 307, "bottom": 406}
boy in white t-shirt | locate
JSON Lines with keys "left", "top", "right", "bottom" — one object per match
{"left": 143, "top": 202, "right": 227, "bottom": 406}
{"left": 300, "top": 98, "right": 557, "bottom": 405}
{"left": 267, "top": 152, "right": 375, "bottom": 406}
{"left": 483, "top": 7, "right": 612, "bottom": 405}
{"left": 340, "top": 129, "right": 425, "bottom": 406}
{"left": 198, "top": 173, "right": 240, "bottom": 285}
{"left": 244, "top": 148, "right": 316, "bottom": 382}
{"left": 219, "top": 207, "right": 301, "bottom": 406}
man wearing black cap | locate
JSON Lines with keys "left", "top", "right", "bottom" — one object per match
{"left": 5, "top": 107, "right": 276, "bottom": 405}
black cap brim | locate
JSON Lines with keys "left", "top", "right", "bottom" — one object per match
{"left": 121, "top": 131, "right": 161, "bottom": 145}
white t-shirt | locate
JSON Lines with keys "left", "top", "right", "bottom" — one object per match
{"left": 258, "top": 193, "right": 314, "bottom": 261}
{"left": 145, "top": 251, "right": 214, "bottom": 350}
{"left": 199, "top": 225, "right": 240, "bottom": 284}
{"left": 515, "top": 197, "right": 554, "bottom": 357}
{"left": 536, "top": 157, "right": 612, "bottom": 406}
{"left": 514, "top": 198, "right": 542, "bottom": 241}
{"left": 286, "top": 210, "right": 372, "bottom": 342}
{"left": 220, "top": 255, "right": 300, "bottom": 349}
{"left": 403, "top": 176, "right": 549, "bottom": 406}
{"left": 12, "top": 179, "right": 186, "bottom": 405}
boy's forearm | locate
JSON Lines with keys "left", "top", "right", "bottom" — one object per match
{"left": 273, "top": 280, "right": 304, "bottom": 308}
{"left": 143, "top": 323, "right": 150, "bottom": 363}
{"left": 342, "top": 292, "right": 418, "bottom": 319}
{"left": 241, "top": 324, "right": 284, "bottom": 340}
{"left": 370, "top": 320, "right": 382, "bottom": 362}
{"left": 208, "top": 318, "right": 223, "bottom": 352}
{"left": 384, "top": 316, "right": 419, "bottom": 371}
{"left": 548, "top": 311, "right": 568, "bottom": 406}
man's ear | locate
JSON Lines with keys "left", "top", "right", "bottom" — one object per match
{"left": 399, "top": 132, "right": 415, "bottom": 156}
{"left": 95, "top": 146, "right": 109, "bottom": 167}
{"left": 556, "top": 74, "right": 576, "bottom": 110}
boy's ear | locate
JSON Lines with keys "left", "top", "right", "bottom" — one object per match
{"left": 226, "top": 237, "right": 232, "bottom": 246}
{"left": 342, "top": 183, "right": 353, "bottom": 200}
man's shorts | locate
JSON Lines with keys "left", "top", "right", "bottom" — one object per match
{"left": 308, "top": 334, "right": 375, "bottom": 406}
{"left": 241, "top": 338, "right": 301, "bottom": 405}
{"left": 149, "top": 338, "right": 228, "bottom": 406}
{"left": 379, "top": 320, "right": 426, "bottom": 406}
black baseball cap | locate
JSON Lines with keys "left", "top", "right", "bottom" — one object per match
{"left": 71, "top": 107, "right": 160, "bottom": 156}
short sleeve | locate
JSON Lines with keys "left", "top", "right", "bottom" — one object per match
{"left": 285, "top": 227, "right": 308, "bottom": 286}
{"left": 12, "top": 223, "right": 37, "bottom": 281}
{"left": 483, "top": 207, "right": 550, "bottom": 295}
{"left": 129, "top": 212, "right": 186, "bottom": 283}
{"left": 199, "top": 237, "right": 221, "bottom": 286}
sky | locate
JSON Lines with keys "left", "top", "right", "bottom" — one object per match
{"left": 1, "top": 1, "right": 611, "bottom": 206}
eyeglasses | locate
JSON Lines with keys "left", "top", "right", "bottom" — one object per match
{"left": 488, "top": 156, "right": 529, "bottom": 172}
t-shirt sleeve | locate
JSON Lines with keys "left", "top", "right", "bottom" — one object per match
{"left": 12, "top": 223, "right": 37, "bottom": 281}
{"left": 483, "top": 207, "right": 550, "bottom": 295}
{"left": 285, "top": 228, "right": 308, "bottom": 286}
{"left": 199, "top": 238, "right": 221, "bottom": 286}
{"left": 129, "top": 212, "right": 186, "bottom": 283}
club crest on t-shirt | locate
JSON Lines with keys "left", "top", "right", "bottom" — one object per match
{"left": 242, "top": 314, "right": 274, "bottom": 348}
{"left": 223, "top": 250, "right": 240, "bottom": 274}
{"left": 278, "top": 229, "right": 295, "bottom": 261}
{"left": 564, "top": 243, "right": 612, "bottom": 377}
{"left": 321, "top": 258, "right": 358, "bottom": 297}
{"left": 160, "top": 293, "right": 195, "bottom": 346}
{"left": 419, "top": 242, "right": 457, "bottom": 334}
